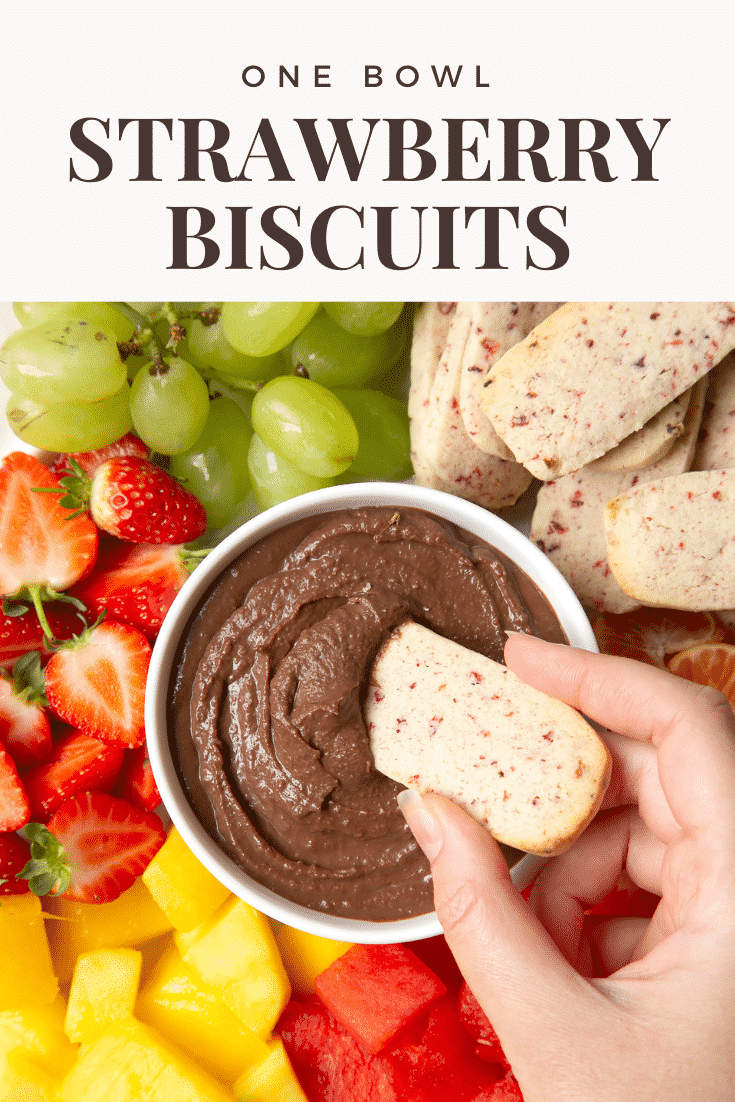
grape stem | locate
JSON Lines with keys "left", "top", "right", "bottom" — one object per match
{"left": 110, "top": 302, "right": 166, "bottom": 365}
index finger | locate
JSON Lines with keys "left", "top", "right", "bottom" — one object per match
{"left": 504, "top": 634, "right": 735, "bottom": 838}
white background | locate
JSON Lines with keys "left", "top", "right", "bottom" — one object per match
{"left": 1, "top": 2, "right": 733, "bottom": 301}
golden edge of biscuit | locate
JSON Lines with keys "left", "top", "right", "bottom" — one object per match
{"left": 498, "top": 740, "right": 612, "bottom": 857}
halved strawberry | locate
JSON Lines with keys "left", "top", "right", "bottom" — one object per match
{"left": 0, "top": 652, "right": 52, "bottom": 767}
{"left": 115, "top": 743, "right": 161, "bottom": 812}
{"left": 0, "top": 452, "right": 97, "bottom": 640}
{"left": 22, "top": 728, "right": 125, "bottom": 822}
{"left": 0, "top": 831, "right": 31, "bottom": 895}
{"left": 19, "top": 791, "right": 167, "bottom": 904}
{"left": 70, "top": 541, "right": 207, "bottom": 640}
{"left": 0, "top": 602, "right": 88, "bottom": 668}
{"left": 49, "top": 432, "right": 148, "bottom": 478}
{"left": 44, "top": 620, "right": 151, "bottom": 748}
{"left": 50, "top": 455, "right": 207, "bottom": 545}
{"left": 0, "top": 744, "right": 30, "bottom": 831}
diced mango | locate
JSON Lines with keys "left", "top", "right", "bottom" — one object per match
{"left": 0, "top": 896, "right": 58, "bottom": 1010}
{"left": 65, "top": 948, "right": 142, "bottom": 1044}
{"left": 173, "top": 923, "right": 202, "bottom": 956}
{"left": 276, "top": 924, "right": 353, "bottom": 996}
{"left": 1, "top": 1049, "right": 60, "bottom": 1102}
{"left": 179, "top": 897, "right": 291, "bottom": 1036}
{"left": 56, "top": 1016, "right": 234, "bottom": 1102}
{"left": 0, "top": 995, "right": 77, "bottom": 1102}
{"left": 233, "top": 1038, "right": 308, "bottom": 1102}
{"left": 141, "top": 827, "right": 232, "bottom": 932}
{"left": 0, "top": 996, "right": 76, "bottom": 1074}
{"left": 136, "top": 941, "right": 270, "bottom": 1082}
{"left": 44, "top": 876, "right": 174, "bottom": 982}
{"left": 171, "top": 892, "right": 232, "bottom": 958}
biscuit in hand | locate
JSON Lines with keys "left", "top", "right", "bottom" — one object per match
{"left": 366, "top": 621, "right": 611, "bottom": 856}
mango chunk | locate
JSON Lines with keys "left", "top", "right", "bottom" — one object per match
{"left": 276, "top": 924, "right": 353, "bottom": 996}
{"left": 142, "top": 827, "right": 231, "bottom": 933}
{"left": 0, "top": 1049, "right": 60, "bottom": 1102}
{"left": 0, "top": 896, "right": 58, "bottom": 1010}
{"left": 180, "top": 897, "right": 291, "bottom": 1036}
{"left": 137, "top": 942, "right": 270, "bottom": 1083}
{"left": 56, "top": 1016, "right": 234, "bottom": 1102}
{"left": 0, "top": 994, "right": 76, "bottom": 1102}
{"left": 65, "top": 948, "right": 142, "bottom": 1044}
{"left": 44, "top": 876, "right": 173, "bottom": 982}
{"left": 233, "top": 1038, "right": 308, "bottom": 1102}
{"left": 0, "top": 994, "right": 77, "bottom": 1102}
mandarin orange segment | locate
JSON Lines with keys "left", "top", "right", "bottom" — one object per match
{"left": 592, "top": 608, "right": 725, "bottom": 668}
{"left": 667, "top": 643, "right": 735, "bottom": 711}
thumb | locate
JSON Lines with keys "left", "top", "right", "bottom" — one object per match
{"left": 399, "top": 790, "right": 610, "bottom": 1074}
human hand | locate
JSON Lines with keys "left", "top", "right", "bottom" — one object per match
{"left": 398, "top": 634, "right": 735, "bottom": 1102}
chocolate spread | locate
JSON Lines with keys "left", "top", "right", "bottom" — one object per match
{"left": 169, "top": 507, "right": 566, "bottom": 921}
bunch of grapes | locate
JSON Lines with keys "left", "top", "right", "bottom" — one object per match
{"left": 1, "top": 301, "right": 413, "bottom": 528}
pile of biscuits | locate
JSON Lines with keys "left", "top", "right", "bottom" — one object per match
{"left": 410, "top": 302, "right": 735, "bottom": 616}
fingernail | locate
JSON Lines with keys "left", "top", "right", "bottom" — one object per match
{"left": 504, "top": 630, "right": 528, "bottom": 639}
{"left": 397, "top": 789, "right": 443, "bottom": 862}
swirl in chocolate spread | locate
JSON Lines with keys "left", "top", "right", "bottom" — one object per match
{"left": 169, "top": 506, "right": 566, "bottom": 921}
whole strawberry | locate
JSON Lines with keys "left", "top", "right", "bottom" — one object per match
{"left": 49, "top": 432, "right": 148, "bottom": 479}
{"left": 54, "top": 455, "right": 207, "bottom": 545}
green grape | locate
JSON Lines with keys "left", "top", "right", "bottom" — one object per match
{"left": 169, "top": 395, "right": 253, "bottom": 529}
{"left": 247, "top": 433, "right": 335, "bottom": 510}
{"left": 12, "top": 302, "right": 136, "bottom": 342}
{"left": 332, "top": 389, "right": 412, "bottom": 481}
{"left": 126, "top": 354, "right": 148, "bottom": 384}
{"left": 0, "top": 320, "right": 126, "bottom": 405}
{"left": 373, "top": 361, "right": 409, "bottom": 402}
{"left": 6, "top": 384, "right": 133, "bottom": 452}
{"left": 290, "top": 309, "right": 406, "bottom": 388}
{"left": 170, "top": 302, "right": 216, "bottom": 312}
{"left": 180, "top": 316, "right": 282, "bottom": 381}
{"left": 323, "top": 302, "right": 404, "bottom": 336}
{"left": 129, "top": 356, "right": 210, "bottom": 455}
{"left": 221, "top": 302, "right": 319, "bottom": 358}
{"left": 207, "top": 377, "right": 255, "bottom": 421}
{"left": 251, "top": 376, "right": 359, "bottom": 478}
{"left": 126, "top": 302, "right": 162, "bottom": 317}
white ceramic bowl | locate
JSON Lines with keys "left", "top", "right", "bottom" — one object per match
{"left": 146, "top": 482, "right": 597, "bottom": 943}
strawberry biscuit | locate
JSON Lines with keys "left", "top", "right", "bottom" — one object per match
{"left": 481, "top": 301, "right": 735, "bottom": 479}
{"left": 605, "top": 469, "right": 735, "bottom": 611}
{"left": 366, "top": 621, "right": 611, "bottom": 856}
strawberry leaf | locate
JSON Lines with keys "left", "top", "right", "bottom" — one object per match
{"left": 180, "top": 547, "right": 211, "bottom": 574}
{"left": 2, "top": 598, "right": 30, "bottom": 618}
{"left": 18, "top": 822, "right": 71, "bottom": 898}
{"left": 5, "top": 651, "right": 49, "bottom": 707}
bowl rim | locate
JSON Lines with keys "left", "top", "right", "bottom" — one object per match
{"left": 145, "top": 481, "right": 598, "bottom": 943}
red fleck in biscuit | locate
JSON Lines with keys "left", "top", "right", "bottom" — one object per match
{"left": 481, "top": 302, "right": 735, "bottom": 480}
{"left": 366, "top": 621, "right": 611, "bottom": 856}
{"left": 693, "top": 351, "right": 735, "bottom": 471}
{"left": 605, "top": 469, "right": 735, "bottom": 611}
{"left": 459, "top": 301, "right": 562, "bottom": 458}
{"left": 408, "top": 301, "right": 462, "bottom": 494}
{"left": 410, "top": 304, "right": 532, "bottom": 510}
{"left": 594, "top": 386, "right": 693, "bottom": 473}
{"left": 530, "top": 378, "right": 707, "bottom": 613}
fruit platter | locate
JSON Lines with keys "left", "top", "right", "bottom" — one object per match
{"left": 1, "top": 300, "right": 734, "bottom": 1102}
